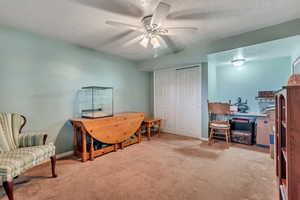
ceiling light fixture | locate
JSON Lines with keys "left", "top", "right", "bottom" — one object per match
{"left": 232, "top": 58, "right": 246, "bottom": 67}
{"left": 150, "top": 37, "right": 160, "bottom": 49}
{"left": 139, "top": 36, "right": 149, "bottom": 48}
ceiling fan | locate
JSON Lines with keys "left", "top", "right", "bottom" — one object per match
{"left": 105, "top": 2, "right": 198, "bottom": 50}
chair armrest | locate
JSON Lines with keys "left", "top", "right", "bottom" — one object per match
{"left": 18, "top": 132, "right": 47, "bottom": 147}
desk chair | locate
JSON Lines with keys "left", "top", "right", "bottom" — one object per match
{"left": 208, "top": 102, "right": 231, "bottom": 146}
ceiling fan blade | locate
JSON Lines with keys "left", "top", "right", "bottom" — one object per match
{"left": 165, "top": 27, "right": 198, "bottom": 31}
{"left": 73, "top": 0, "right": 144, "bottom": 18}
{"left": 167, "top": 9, "right": 237, "bottom": 20}
{"left": 156, "top": 35, "right": 168, "bottom": 49}
{"left": 164, "top": 27, "right": 198, "bottom": 35}
{"left": 151, "top": 2, "right": 171, "bottom": 27}
{"left": 158, "top": 35, "right": 179, "bottom": 53}
{"left": 99, "top": 30, "right": 135, "bottom": 47}
{"left": 106, "top": 20, "right": 143, "bottom": 31}
{"left": 123, "top": 35, "right": 144, "bottom": 47}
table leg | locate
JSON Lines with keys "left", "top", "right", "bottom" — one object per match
{"left": 82, "top": 131, "right": 87, "bottom": 162}
{"left": 147, "top": 125, "right": 151, "bottom": 140}
{"left": 73, "top": 126, "right": 77, "bottom": 152}
{"left": 157, "top": 121, "right": 161, "bottom": 137}
{"left": 90, "top": 137, "right": 94, "bottom": 161}
{"left": 137, "top": 127, "right": 141, "bottom": 143}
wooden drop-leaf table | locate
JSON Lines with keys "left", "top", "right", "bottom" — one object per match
{"left": 70, "top": 112, "right": 144, "bottom": 162}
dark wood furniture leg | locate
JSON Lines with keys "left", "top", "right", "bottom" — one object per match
{"left": 73, "top": 126, "right": 78, "bottom": 150}
{"left": 208, "top": 128, "right": 214, "bottom": 145}
{"left": 82, "top": 131, "right": 87, "bottom": 162}
{"left": 157, "top": 120, "right": 161, "bottom": 137}
{"left": 50, "top": 156, "right": 58, "bottom": 178}
{"left": 90, "top": 138, "right": 94, "bottom": 161}
{"left": 137, "top": 127, "right": 141, "bottom": 143}
{"left": 3, "top": 181, "right": 14, "bottom": 200}
{"left": 147, "top": 125, "right": 151, "bottom": 140}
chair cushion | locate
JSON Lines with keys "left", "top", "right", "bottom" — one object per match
{"left": 18, "top": 132, "right": 46, "bottom": 148}
{"left": 0, "top": 143, "right": 55, "bottom": 182}
{"left": 210, "top": 123, "right": 230, "bottom": 128}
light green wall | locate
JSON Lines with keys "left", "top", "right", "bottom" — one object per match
{"left": 0, "top": 25, "right": 152, "bottom": 153}
{"left": 210, "top": 57, "right": 291, "bottom": 112}
{"left": 208, "top": 62, "right": 217, "bottom": 101}
{"left": 201, "top": 63, "right": 209, "bottom": 138}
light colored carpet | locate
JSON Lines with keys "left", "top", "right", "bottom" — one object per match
{"left": 1, "top": 133, "right": 276, "bottom": 200}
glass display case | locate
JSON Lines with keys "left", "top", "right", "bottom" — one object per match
{"left": 80, "top": 86, "right": 113, "bottom": 119}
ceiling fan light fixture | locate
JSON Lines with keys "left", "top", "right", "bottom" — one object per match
{"left": 151, "top": 37, "right": 160, "bottom": 49}
{"left": 140, "top": 36, "right": 149, "bottom": 48}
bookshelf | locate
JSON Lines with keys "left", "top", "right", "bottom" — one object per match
{"left": 275, "top": 86, "right": 300, "bottom": 200}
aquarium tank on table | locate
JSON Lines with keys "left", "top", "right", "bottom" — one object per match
{"left": 80, "top": 86, "right": 113, "bottom": 119}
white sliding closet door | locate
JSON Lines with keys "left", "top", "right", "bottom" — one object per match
{"left": 154, "top": 69, "right": 177, "bottom": 133}
{"left": 154, "top": 67, "right": 202, "bottom": 138}
{"left": 175, "top": 68, "right": 202, "bottom": 138}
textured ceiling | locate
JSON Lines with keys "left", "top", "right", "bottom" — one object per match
{"left": 208, "top": 35, "right": 300, "bottom": 66}
{"left": 0, "top": 0, "right": 300, "bottom": 62}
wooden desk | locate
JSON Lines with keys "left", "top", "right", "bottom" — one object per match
{"left": 143, "top": 118, "right": 161, "bottom": 140}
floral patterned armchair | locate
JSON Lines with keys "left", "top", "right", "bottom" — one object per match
{"left": 0, "top": 113, "right": 57, "bottom": 200}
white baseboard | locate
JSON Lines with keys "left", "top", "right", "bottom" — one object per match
{"left": 200, "top": 137, "right": 209, "bottom": 141}
{"left": 56, "top": 150, "right": 74, "bottom": 159}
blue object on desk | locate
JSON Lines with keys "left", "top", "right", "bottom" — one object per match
{"left": 269, "top": 134, "right": 275, "bottom": 145}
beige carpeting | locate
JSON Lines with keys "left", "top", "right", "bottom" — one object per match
{"left": 1, "top": 133, "right": 276, "bottom": 200}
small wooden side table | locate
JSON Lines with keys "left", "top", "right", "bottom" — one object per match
{"left": 143, "top": 118, "right": 162, "bottom": 140}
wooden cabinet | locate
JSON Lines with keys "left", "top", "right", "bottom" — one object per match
{"left": 275, "top": 86, "right": 300, "bottom": 200}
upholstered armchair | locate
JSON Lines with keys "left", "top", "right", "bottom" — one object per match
{"left": 0, "top": 113, "right": 57, "bottom": 200}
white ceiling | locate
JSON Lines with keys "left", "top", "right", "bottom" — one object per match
{"left": 0, "top": 0, "right": 300, "bottom": 62}
{"left": 208, "top": 35, "right": 300, "bottom": 66}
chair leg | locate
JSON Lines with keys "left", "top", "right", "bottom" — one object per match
{"left": 225, "top": 130, "right": 230, "bottom": 147}
{"left": 208, "top": 128, "right": 211, "bottom": 144}
{"left": 50, "top": 156, "right": 58, "bottom": 178}
{"left": 209, "top": 128, "right": 214, "bottom": 145}
{"left": 3, "top": 181, "right": 14, "bottom": 200}
{"left": 225, "top": 130, "right": 229, "bottom": 145}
